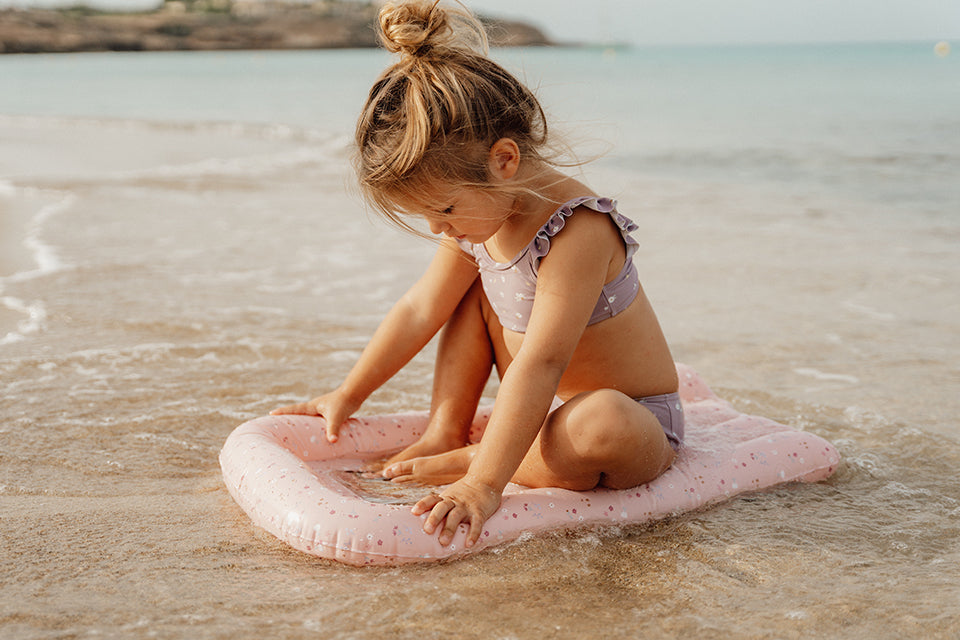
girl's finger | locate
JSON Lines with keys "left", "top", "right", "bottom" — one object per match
{"left": 381, "top": 461, "right": 408, "bottom": 479}
{"left": 411, "top": 492, "right": 442, "bottom": 517}
{"left": 324, "top": 419, "right": 339, "bottom": 442}
{"left": 438, "top": 504, "right": 468, "bottom": 546}
{"left": 271, "top": 402, "right": 319, "bottom": 416}
{"left": 422, "top": 498, "right": 455, "bottom": 534}
{"left": 270, "top": 403, "right": 303, "bottom": 415}
{"left": 465, "top": 512, "right": 484, "bottom": 548}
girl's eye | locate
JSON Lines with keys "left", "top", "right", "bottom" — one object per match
{"left": 442, "top": 206, "right": 454, "bottom": 214}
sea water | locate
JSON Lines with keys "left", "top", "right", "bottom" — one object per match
{"left": 0, "top": 44, "right": 958, "bottom": 638}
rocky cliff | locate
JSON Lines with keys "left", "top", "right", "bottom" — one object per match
{"left": 0, "top": 3, "right": 552, "bottom": 54}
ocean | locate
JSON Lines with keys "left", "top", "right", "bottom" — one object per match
{"left": 1, "top": 43, "right": 958, "bottom": 638}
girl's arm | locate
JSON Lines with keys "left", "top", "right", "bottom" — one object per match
{"left": 414, "top": 211, "right": 623, "bottom": 545}
{"left": 272, "top": 239, "right": 478, "bottom": 441}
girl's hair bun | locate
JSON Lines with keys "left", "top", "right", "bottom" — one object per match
{"left": 357, "top": 0, "right": 553, "bottom": 230}
{"left": 378, "top": 0, "right": 486, "bottom": 58}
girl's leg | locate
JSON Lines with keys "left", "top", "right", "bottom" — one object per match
{"left": 384, "top": 278, "right": 496, "bottom": 466}
{"left": 513, "top": 389, "right": 676, "bottom": 490}
{"left": 387, "top": 389, "right": 676, "bottom": 489}
{"left": 384, "top": 285, "right": 675, "bottom": 489}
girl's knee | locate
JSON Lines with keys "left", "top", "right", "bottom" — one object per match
{"left": 565, "top": 391, "right": 643, "bottom": 450}
{"left": 560, "top": 390, "right": 675, "bottom": 488}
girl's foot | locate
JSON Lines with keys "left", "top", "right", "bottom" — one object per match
{"left": 381, "top": 445, "right": 477, "bottom": 486}
{"left": 377, "top": 431, "right": 467, "bottom": 471}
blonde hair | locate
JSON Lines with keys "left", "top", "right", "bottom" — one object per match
{"left": 354, "top": 0, "right": 555, "bottom": 229}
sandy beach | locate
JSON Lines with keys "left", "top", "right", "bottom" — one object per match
{"left": 1, "top": 44, "right": 958, "bottom": 638}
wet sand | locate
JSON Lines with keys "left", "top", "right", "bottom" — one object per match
{"left": 1, "top": 45, "right": 959, "bottom": 638}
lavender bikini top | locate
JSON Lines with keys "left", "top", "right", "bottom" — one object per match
{"left": 455, "top": 196, "right": 641, "bottom": 333}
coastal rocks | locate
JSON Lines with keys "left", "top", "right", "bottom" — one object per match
{"left": 0, "top": 4, "right": 551, "bottom": 54}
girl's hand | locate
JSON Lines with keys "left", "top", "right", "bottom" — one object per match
{"left": 270, "top": 390, "right": 360, "bottom": 443}
{"left": 412, "top": 477, "right": 502, "bottom": 548}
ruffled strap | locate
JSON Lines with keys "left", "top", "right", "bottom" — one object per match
{"left": 530, "top": 196, "right": 637, "bottom": 263}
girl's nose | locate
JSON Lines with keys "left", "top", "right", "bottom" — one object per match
{"left": 427, "top": 219, "right": 448, "bottom": 236}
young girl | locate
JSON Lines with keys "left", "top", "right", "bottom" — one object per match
{"left": 273, "top": 0, "right": 683, "bottom": 549}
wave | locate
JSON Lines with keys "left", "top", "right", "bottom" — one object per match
{"left": 615, "top": 146, "right": 960, "bottom": 175}
{"left": 0, "top": 187, "right": 75, "bottom": 345}
{"left": 0, "top": 113, "right": 351, "bottom": 191}
{"left": 0, "top": 113, "right": 351, "bottom": 347}
{"left": 109, "top": 144, "right": 348, "bottom": 184}
{"left": 0, "top": 112, "right": 340, "bottom": 144}
{"left": 0, "top": 296, "right": 47, "bottom": 346}
{"left": 1, "top": 189, "right": 73, "bottom": 283}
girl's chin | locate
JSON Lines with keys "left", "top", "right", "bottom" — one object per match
{"left": 447, "top": 229, "right": 496, "bottom": 243}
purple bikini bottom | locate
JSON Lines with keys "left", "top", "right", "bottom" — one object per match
{"left": 634, "top": 391, "right": 685, "bottom": 451}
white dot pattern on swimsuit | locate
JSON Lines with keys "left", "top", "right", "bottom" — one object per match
{"left": 219, "top": 364, "right": 841, "bottom": 566}
{"left": 456, "top": 196, "right": 641, "bottom": 333}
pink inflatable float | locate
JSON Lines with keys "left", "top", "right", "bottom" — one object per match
{"left": 220, "top": 364, "right": 840, "bottom": 565}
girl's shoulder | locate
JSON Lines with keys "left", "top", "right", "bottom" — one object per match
{"left": 531, "top": 196, "right": 637, "bottom": 262}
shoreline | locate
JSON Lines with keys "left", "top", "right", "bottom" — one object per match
{"left": 0, "top": 5, "right": 552, "bottom": 54}
{"left": 0, "top": 187, "right": 40, "bottom": 345}
{"left": 0, "top": 186, "right": 40, "bottom": 282}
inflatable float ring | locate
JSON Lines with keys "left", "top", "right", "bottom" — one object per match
{"left": 220, "top": 364, "right": 840, "bottom": 565}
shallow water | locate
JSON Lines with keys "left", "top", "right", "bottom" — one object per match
{"left": 1, "top": 46, "right": 959, "bottom": 638}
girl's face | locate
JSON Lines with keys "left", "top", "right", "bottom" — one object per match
{"left": 390, "top": 138, "right": 522, "bottom": 243}
{"left": 421, "top": 185, "right": 516, "bottom": 244}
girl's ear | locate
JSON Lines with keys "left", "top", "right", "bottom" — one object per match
{"left": 488, "top": 138, "right": 520, "bottom": 181}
